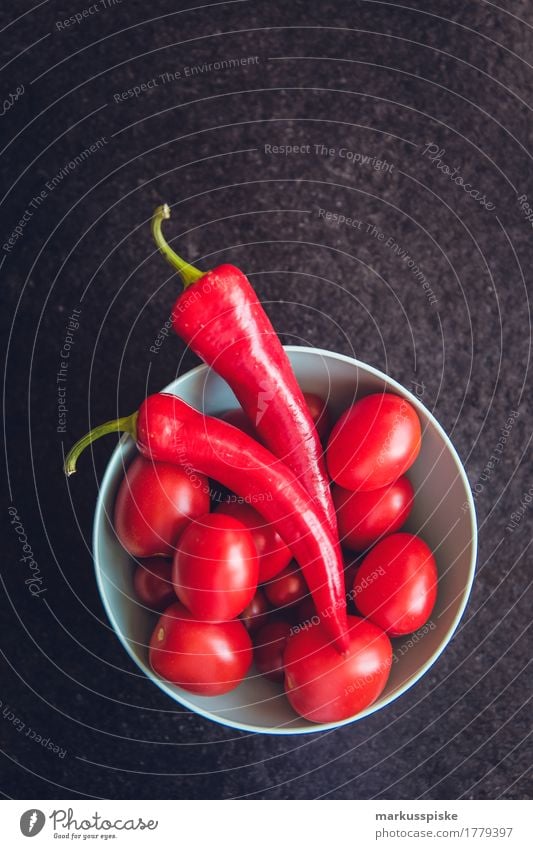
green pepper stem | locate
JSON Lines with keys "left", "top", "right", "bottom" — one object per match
{"left": 64, "top": 412, "right": 138, "bottom": 477}
{"left": 151, "top": 204, "right": 204, "bottom": 288}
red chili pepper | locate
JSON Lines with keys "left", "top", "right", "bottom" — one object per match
{"left": 64, "top": 394, "right": 349, "bottom": 653}
{"left": 152, "top": 205, "right": 337, "bottom": 537}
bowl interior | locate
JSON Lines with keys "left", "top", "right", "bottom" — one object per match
{"left": 93, "top": 347, "right": 477, "bottom": 734}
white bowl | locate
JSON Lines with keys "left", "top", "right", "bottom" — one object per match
{"left": 93, "top": 347, "right": 477, "bottom": 734}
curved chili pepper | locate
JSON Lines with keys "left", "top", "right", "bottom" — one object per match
{"left": 64, "top": 393, "right": 348, "bottom": 653}
{"left": 152, "top": 205, "right": 338, "bottom": 537}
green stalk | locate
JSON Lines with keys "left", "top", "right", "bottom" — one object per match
{"left": 151, "top": 204, "right": 204, "bottom": 288}
{"left": 64, "top": 412, "right": 138, "bottom": 476}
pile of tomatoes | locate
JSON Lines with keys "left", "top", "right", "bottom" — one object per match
{"left": 116, "top": 391, "right": 438, "bottom": 723}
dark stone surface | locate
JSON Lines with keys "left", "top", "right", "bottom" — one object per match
{"left": 1, "top": 0, "right": 531, "bottom": 799}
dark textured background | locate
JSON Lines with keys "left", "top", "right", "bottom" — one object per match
{"left": 1, "top": 0, "right": 531, "bottom": 800}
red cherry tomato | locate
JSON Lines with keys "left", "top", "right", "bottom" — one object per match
{"left": 216, "top": 500, "right": 292, "bottom": 582}
{"left": 114, "top": 455, "right": 210, "bottom": 558}
{"left": 327, "top": 394, "right": 421, "bottom": 491}
{"left": 294, "top": 557, "right": 362, "bottom": 627}
{"left": 149, "top": 602, "right": 252, "bottom": 695}
{"left": 303, "top": 392, "right": 331, "bottom": 442}
{"left": 219, "top": 408, "right": 259, "bottom": 440}
{"left": 284, "top": 616, "right": 392, "bottom": 723}
{"left": 343, "top": 558, "right": 360, "bottom": 607}
{"left": 353, "top": 533, "right": 437, "bottom": 636}
{"left": 173, "top": 513, "right": 259, "bottom": 621}
{"left": 253, "top": 620, "right": 292, "bottom": 682}
{"left": 294, "top": 596, "right": 317, "bottom": 625}
{"left": 133, "top": 559, "right": 175, "bottom": 610}
{"left": 241, "top": 589, "right": 271, "bottom": 632}
{"left": 264, "top": 562, "right": 308, "bottom": 609}
{"left": 334, "top": 476, "right": 414, "bottom": 552}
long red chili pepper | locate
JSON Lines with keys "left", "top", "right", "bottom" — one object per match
{"left": 151, "top": 205, "right": 338, "bottom": 536}
{"left": 64, "top": 393, "right": 349, "bottom": 653}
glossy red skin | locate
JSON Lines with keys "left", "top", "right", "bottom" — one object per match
{"left": 327, "top": 394, "right": 422, "bottom": 491}
{"left": 221, "top": 398, "right": 329, "bottom": 443}
{"left": 303, "top": 392, "right": 331, "bottom": 442}
{"left": 334, "top": 476, "right": 414, "bottom": 552}
{"left": 216, "top": 500, "right": 291, "bottom": 582}
{"left": 253, "top": 621, "right": 292, "bottom": 682}
{"left": 172, "top": 265, "right": 337, "bottom": 536}
{"left": 133, "top": 559, "right": 175, "bottom": 610}
{"left": 241, "top": 589, "right": 271, "bottom": 632}
{"left": 136, "top": 393, "right": 348, "bottom": 652}
{"left": 264, "top": 563, "right": 308, "bottom": 610}
{"left": 173, "top": 513, "right": 259, "bottom": 621}
{"left": 114, "top": 455, "right": 210, "bottom": 557}
{"left": 149, "top": 602, "right": 252, "bottom": 695}
{"left": 219, "top": 408, "right": 259, "bottom": 440}
{"left": 284, "top": 616, "right": 392, "bottom": 723}
{"left": 353, "top": 533, "right": 438, "bottom": 636}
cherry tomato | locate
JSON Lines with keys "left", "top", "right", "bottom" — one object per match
{"left": 219, "top": 408, "right": 259, "bottom": 440}
{"left": 264, "top": 562, "right": 308, "bottom": 609}
{"left": 253, "top": 620, "right": 292, "bottom": 682}
{"left": 173, "top": 513, "right": 259, "bottom": 621}
{"left": 294, "top": 596, "right": 317, "bottom": 625}
{"left": 216, "top": 500, "right": 292, "bottom": 582}
{"left": 241, "top": 589, "right": 271, "bottom": 632}
{"left": 334, "top": 476, "right": 414, "bottom": 552}
{"left": 343, "top": 558, "right": 360, "bottom": 609}
{"left": 114, "top": 455, "right": 210, "bottom": 558}
{"left": 303, "top": 392, "right": 331, "bottom": 442}
{"left": 294, "top": 558, "right": 359, "bottom": 629}
{"left": 327, "top": 394, "right": 421, "bottom": 491}
{"left": 149, "top": 602, "right": 252, "bottom": 695}
{"left": 353, "top": 533, "right": 437, "bottom": 636}
{"left": 284, "top": 615, "right": 392, "bottom": 723}
{"left": 133, "top": 559, "right": 175, "bottom": 610}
